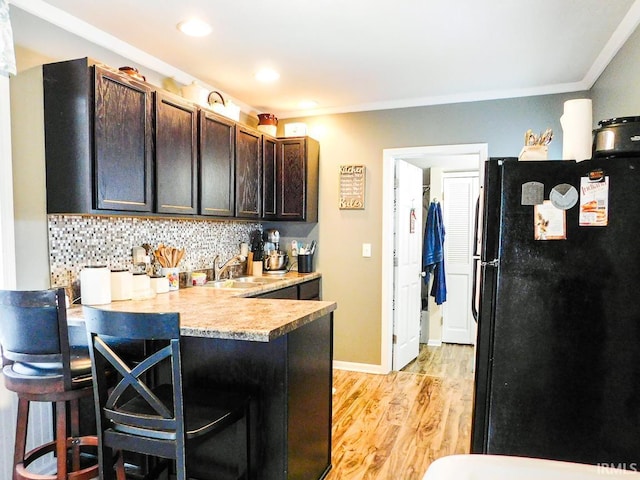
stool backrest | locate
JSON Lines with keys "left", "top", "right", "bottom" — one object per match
{"left": 82, "top": 307, "right": 185, "bottom": 444}
{"left": 0, "top": 288, "right": 72, "bottom": 387}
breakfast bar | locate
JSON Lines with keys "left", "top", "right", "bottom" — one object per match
{"left": 69, "top": 273, "right": 337, "bottom": 480}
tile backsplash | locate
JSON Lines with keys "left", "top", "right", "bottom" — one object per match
{"left": 48, "top": 214, "right": 261, "bottom": 294}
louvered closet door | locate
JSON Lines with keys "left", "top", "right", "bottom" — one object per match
{"left": 442, "top": 172, "right": 479, "bottom": 344}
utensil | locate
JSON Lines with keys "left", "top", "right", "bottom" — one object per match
{"left": 154, "top": 244, "right": 185, "bottom": 268}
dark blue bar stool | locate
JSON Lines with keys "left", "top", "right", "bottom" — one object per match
{"left": 0, "top": 288, "right": 98, "bottom": 480}
{"left": 83, "top": 306, "right": 252, "bottom": 480}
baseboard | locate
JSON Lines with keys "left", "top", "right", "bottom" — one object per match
{"left": 333, "top": 360, "right": 390, "bottom": 375}
{"left": 427, "top": 339, "right": 442, "bottom": 347}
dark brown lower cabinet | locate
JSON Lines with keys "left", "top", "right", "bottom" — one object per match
{"left": 253, "top": 278, "right": 321, "bottom": 300}
{"left": 182, "top": 313, "right": 333, "bottom": 480}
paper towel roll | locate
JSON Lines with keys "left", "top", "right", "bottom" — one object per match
{"left": 81, "top": 266, "right": 111, "bottom": 305}
{"left": 561, "top": 99, "right": 593, "bottom": 162}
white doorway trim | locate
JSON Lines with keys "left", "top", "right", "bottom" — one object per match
{"left": 381, "top": 143, "right": 488, "bottom": 373}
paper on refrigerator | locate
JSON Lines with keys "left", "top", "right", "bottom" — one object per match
{"left": 579, "top": 176, "right": 609, "bottom": 226}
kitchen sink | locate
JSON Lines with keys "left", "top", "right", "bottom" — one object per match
{"left": 234, "top": 276, "right": 282, "bottom": 283}
{"left": 204, "top": 276, "right": 283, "bottom": 289}
{"left": 205, "top": 280, "right": 255, "bottom": 289}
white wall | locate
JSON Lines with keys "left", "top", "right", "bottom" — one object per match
{"left": 1, "top": 71, "right": 52, "bottom": 480}
{"left": 10, "top": 65, "right": 50, "bottom": 289}
{"left": 0, "top": 69, "right": 17, "bottom": 480}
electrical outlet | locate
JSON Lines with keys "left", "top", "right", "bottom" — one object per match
{"left": 362, "top": 243, "right": 372, "bottom": 257}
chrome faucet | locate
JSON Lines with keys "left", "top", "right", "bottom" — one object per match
{"left": 213, "top": 254, "right": 245, "bottom": 281}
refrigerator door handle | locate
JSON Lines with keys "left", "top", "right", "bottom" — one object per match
{"left": 472, "top": 256, "right": 480, "bottom": 322}
{"left": 473, "top": 197, "right": 481, "bottom": 257}
{"left": 473, "top": 258, "right": 499, "bottom": 323}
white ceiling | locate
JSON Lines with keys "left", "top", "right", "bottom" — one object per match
{"left": 8, "top": 0, "right": 640, "bottom": 119}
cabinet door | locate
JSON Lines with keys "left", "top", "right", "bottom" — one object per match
{"left": 235, "top": 126, "right": 262, "bottom": 218}
{"left": 262, "top": 136, "right": 278, "bottom": 219}
{"left": 256, "top": 285, "right": 298, "bottom": 299}
{"left": 277, "top": 138, "right": 306, "bottom": 221}
{"left": 298, "top": 278, "right": 321, "bottom": 300}
{"left": 199, "top": 111, "right": 235, "bottom": 216}
{"left": 94, "top": 67, "right": 153, "bottom": 212}
{"left": 155, "top": 92, "right": 198, "bottom": 215}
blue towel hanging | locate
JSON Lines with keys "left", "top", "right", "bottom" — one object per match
{"left": 423, "top": 200, "right": 447, "bottom": 305}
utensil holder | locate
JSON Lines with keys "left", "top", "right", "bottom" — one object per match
{"left": 298, "top": 254, "right": 314, "bottom": 273}
{"left": 161, "top": 267, "right": 180, "bottom": 290}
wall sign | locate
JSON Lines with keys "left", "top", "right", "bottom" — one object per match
{"left": 339, "top": 165, "right": 366, "bottom": 209}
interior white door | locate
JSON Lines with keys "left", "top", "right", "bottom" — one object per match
{"left": 393, "top": 160, "right": 423, "bottom": 370}
{"left": 441, "top": 173, "right": 479, "bottom": 344}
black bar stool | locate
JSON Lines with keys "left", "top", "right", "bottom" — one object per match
{"left": 83, "top": 306, "right": 253, "bottom": 480}
{"left": 0, "top": 288, "right": 98, "bottom": 480}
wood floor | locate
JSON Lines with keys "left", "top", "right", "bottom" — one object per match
{"left": 325, "top": 343, "right": 475, "bottom": 480}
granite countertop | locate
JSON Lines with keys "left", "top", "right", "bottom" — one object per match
{"left": 68, "top": 272, "right": 337, "bottom": 342}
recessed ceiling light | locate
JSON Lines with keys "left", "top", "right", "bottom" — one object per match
{"left": 298, "top": 100, "right": 318, "bottom": 109}
{"left": 177, "top": 19, "right": 212, "bottom": 37}
{"left": 255, "top": 68, "right": 280, "bottom": 83}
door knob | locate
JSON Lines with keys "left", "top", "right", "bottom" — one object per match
{"left": 420, "top": 271, "right": 426, "bottom": 278}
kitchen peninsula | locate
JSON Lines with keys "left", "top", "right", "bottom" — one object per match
{"left": 69, "top": 272, "right": 336, "bottom": 480}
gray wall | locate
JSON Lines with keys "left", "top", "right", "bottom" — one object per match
{"left": 591, "top": 20, "right": 640, "bottom": 124}
{"left": 284, "top": 89, "right": 590, "bottom": 366}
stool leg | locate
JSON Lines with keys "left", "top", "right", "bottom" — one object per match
{"left": 69, "top": 398, "right": 80, "bottom": 472}
{"left": 13, "top": 398, "right": 29, "bottom": 480}
{"left": 55, "top": 401, "right": 67, "bottom": 480}
{"left": 115, "top": 451, "right": 126, "bottom": 480}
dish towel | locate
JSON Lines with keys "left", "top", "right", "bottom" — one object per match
{"left": 423, "top": 201, "right": 447, "bottom": 305}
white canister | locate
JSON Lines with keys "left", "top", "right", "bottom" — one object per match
{"left": 110, "top": 269, "right": 133, "bottom": 301}
{"left": 150, "top": 275, "right": 169, "bottom": 294}
{"left": 132, "top": 272, "right": 152, "bottom": 299}
{"left": 81, "top": 266, "right": 111, "bottom": 305}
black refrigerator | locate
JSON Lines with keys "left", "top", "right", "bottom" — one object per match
{"left": 471, "top": 156, "right": 640, "bottom": 469}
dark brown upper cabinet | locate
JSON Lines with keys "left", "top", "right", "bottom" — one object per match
{"left": 199, "top": 111, "right": 236, "bottom": 217}
{"left": 155, "top": 92, "right": 198, "bottom": 215}
{"left": 44, "top": 58, "right": 153, "bottom": 214}
{"left": 274, "top": 137, "right": 320, "bottom": 222}
{"left": 42, "top": 58, "right": 320, "bottom": 222}
{"left": 262, "top": 135, "right": 278, "bottom": 219}
{"left": 235, "top": 126, "right": 262, "bottom": 218}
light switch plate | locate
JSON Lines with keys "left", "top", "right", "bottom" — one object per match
{"left": 362, "top": 243, "right": 372, "bottom": 257}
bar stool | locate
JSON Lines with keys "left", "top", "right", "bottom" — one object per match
{"left": 0, "top": 288, "right": 98, "bottom": 480}
{"left": 83, "top": 306, "right": 253, "bottom": 480}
